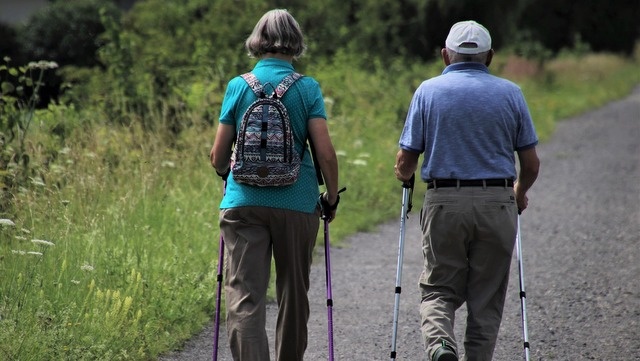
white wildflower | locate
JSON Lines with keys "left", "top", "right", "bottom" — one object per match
{"left": 21, "top": 228, "right": 31, "bottom": 234}
{"left": 31, "top": 177, "right": 45, "bottom": 187}
{"left": 49, "top": 164, "right": 64, "bottom": 174}
{"left": 11, "top": 250, "right": 26, "bottom": 255}
{"left": 335, "top": 150, "right": 347, "bottom": 157}
{"left": 81, "top": 264, "right": 95, "bottom": 272}
{"left": 27, "top": 60, "right": 59, "bottom": 70}
{"left": 71, "top": 280, "right": 81, "bottom": 285}
{"left": 349, "top": 159, "right": 368, "bottom": 166}
{"left": 357, "top": 152, "right": 371, "bottom": 158}
{"left": 31, "top": 239, "right": 55, "bottom": 247}
{"left": 161, "top": 161, "right": 176, "bottom": 168}
{"left": 14, "top": 236, "right": 27, "bottom": 241}
{"left": 0, "top": 219, "right": 15, "bottom": 226}
{"left": 27, "top": 251, "right": 43, "bottom": 257}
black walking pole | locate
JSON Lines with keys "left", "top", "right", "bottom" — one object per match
{"left": 515, "top": 214, "right": 531, "bottom": 361}
{"left": 389, "top": 175, "right": 414, "bottom": 360}
{"left": 213, "top": 181, "right": 226, "bottom": 361}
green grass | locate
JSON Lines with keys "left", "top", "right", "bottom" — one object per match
{"left": 1, "top": 50, "right": 639, "bottom": 360}
{"left": 519, "top": 53, "right": 640, "bottom": 141}
{"left": 1, "top": 124, "right": 222, "bottom": 359}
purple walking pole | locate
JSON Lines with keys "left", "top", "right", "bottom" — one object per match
{"left": 213, "top": 182, "right": 226, "bottom": 361}
{"left": 212, "top": 233, "right": 224, "bottom": 361}
{"left": 324, "top": 218, "right": 335, "bottom": 361}
{"left": 320, "top": 187, "right": 345, "bottom": 361}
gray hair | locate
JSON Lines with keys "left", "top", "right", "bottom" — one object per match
{"left": 446, "top": 48, "right": 490, "bottom": 64}
{"left": 245, "top": 9, "right": 306, "bottom": 59}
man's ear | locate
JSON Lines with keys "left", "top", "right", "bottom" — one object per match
{"left": 441, "top": 48, "right": 451, "bottom": 66}
{"left": 485, "top": 49, "right": 495, "bottom": 67}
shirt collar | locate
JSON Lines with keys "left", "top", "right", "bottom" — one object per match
{"left": 442, "top": 62, "right": 490, "bottom": 75}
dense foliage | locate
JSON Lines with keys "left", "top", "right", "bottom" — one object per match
{"left": 1, "top": 0, "right": 638, "bottom": 130}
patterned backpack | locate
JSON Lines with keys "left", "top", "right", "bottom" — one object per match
{"left": 231, "top": 72, "right": 304, "bottom": 187}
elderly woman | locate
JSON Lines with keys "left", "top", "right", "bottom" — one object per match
{"left": 210, "top": 9, "right": 340, "bottom": 361}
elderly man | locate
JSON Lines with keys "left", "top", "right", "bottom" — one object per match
{"left": 394, "top": 21, "right": 540, "bottom": 361}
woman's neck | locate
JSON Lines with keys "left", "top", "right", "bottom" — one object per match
{"left": 262, "top": 53, "right": 294, "bottom": 63}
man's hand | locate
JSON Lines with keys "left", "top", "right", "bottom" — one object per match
{"left": 514, "top": 181, "right": 529, "bottom": 213}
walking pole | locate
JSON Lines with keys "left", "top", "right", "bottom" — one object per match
{"left": 390, "top": 175, "right": 414, "bottom": 360}
{"left": 323, "top": 217, "right": 335, "bottom": 361}
{"left": 321, "top": 187, "right": 346, "bottom": 361}
{"left": 515, "top": 214, "right": 531, "bottom": 361}
{"left": 213, "top": 181, "right": 226, "bottom": 361}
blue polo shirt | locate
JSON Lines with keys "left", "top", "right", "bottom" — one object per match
{"left": 218, "top": 58, "right": 326, "bottom": 213}
{"left": 399, "top": 62, "right": 538, "bottom": 181}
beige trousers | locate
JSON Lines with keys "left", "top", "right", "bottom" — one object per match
{"left": 419, "top": 186, "right": 518, "bottom": 361}
{"left": 220, "top": 206, "right": 319, "bottom": 361}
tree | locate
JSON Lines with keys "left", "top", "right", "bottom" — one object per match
{"left": 19, "top": 0, "right": 121, "bottom": 67}
{"left": 573, "top": 0, "right": 640, "bottom": 55}
{"left": 0, "top": 23, "right": 21, "bottom": 63}
{"left": 519, "top": 0, "right": 640, "bottom": 55}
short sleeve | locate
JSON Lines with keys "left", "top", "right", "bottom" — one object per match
{"left": 219, "top": 77, "right": 246, "bottom": 126}
{"left": 398, "top": 90, "right": 425, "bottom": 153}
{"left": 514, "top": 90, "right": 539, "bottom": 150}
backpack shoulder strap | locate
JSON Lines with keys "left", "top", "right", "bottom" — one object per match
{"left": 274, "top": 72, "right": 303, "bottom": 99}
{"left": 240, "top": 72, "right": 264, "bottom": 97}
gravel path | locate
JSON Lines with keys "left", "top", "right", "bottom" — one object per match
{"left": 160, "top": 86, "right": 640, "bottom": 361}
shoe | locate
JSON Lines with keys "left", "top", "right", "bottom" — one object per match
{"left": 431, "top": 340, "right": 458, "bottom": 361}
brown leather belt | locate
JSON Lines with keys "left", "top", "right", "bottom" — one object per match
{"left": 427, "top": 179, "right": 514, "bottom": 189}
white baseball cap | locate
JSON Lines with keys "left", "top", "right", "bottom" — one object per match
{"left": 445, "top": 20, "right": 492, "bottom": 54}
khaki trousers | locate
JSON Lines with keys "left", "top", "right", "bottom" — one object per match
{"left": 419, "top": 186, "right": 518, "bottom": 361}
{"left": 220, "top": 206, "right": 319, "bottom": 361}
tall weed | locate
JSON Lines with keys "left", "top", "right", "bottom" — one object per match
{"left": 1, "top": 123, "right": 220, "bottom": 359}
{"left": 0, "top": 59, "right": 59, "bottom": 213}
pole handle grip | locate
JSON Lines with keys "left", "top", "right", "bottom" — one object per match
{"left": 402, "top": 174, "right": 415, "bottom": 189}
